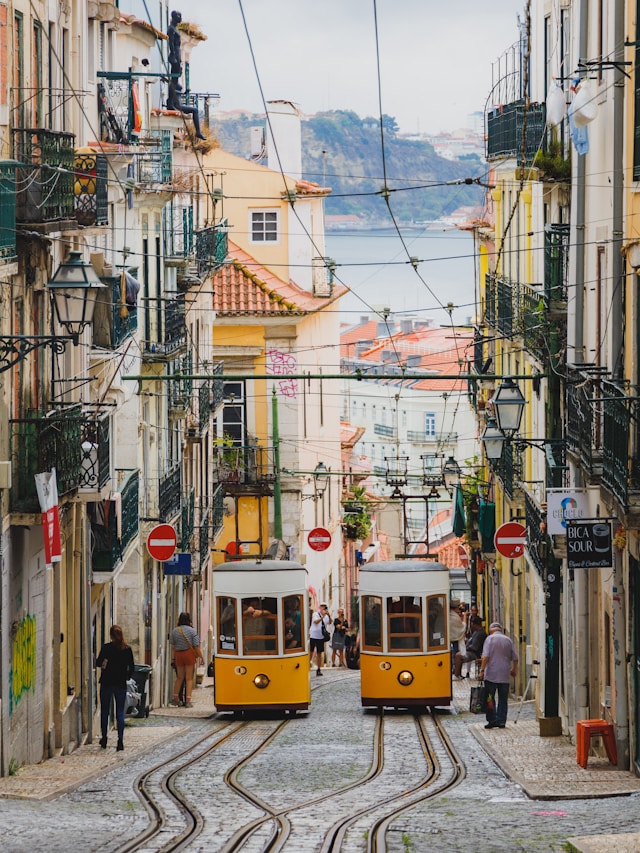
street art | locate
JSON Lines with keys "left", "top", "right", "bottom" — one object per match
{"left": 9, "top": 614, "right": 36, "bottom": 714}
{"left": 266, "top": 349, "right": 298, "bottom": 398}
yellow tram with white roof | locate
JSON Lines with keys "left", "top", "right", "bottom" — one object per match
{"left": 359, "top": 560, "right": 451, "bottom": 708}
{"left": 212, "top": 560, "right": 310, "bottom": 714}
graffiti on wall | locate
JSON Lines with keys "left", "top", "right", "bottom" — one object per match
{"left": 9, "top": 614, "right": 36, "bottom": 714}
{"left": 266, "top": 349, "right": 298, "bottom": 399}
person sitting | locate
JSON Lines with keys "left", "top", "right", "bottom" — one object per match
{"left": 453, "top": 616, "right": 487, "bottom": 679}
{"left": 167, "top": 81, "right": 206, "bottom": 140}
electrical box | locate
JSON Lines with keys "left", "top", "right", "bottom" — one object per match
{"left": 0, "top": 461, "right": 11, "bottom": 490}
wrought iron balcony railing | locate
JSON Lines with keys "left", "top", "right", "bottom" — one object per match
{"left": 133, "top": 133, "right": 172, "bottom": 185}
{"left": 164, "top": 203, "right": 194, "bottom": 260}
{"left": 79, "top": 415, "right": 111, "bottom": 494}
{"left": 497, "top": 277, "right": 514, "bottom": 338}
{"left": 565, "top": 366, "right": 604, "bottom": 478}
{"left": 406, "top": 430, "right": 457, "bottom": 444}
{"left": 169, "top": 350, "right": 193, "bottom": 413}
{"left": 544, "top": 223, "right": 570, "bottom": 304}
{"left": 212, "top": 484, "right": 225, "bottom": 540}
{"left": 159, "top": 463, "right": 182, "bottom": 521}
{"left": 93, "top": 274, "right": 138, "bottom": 348}
{"left": 13, "top": 128, "right": 75, "bottom": 222}
{"left": 91, "top": 469, "right": 140, "bottom": 573}
{"left": 10, "top": 407, "right": 83, "bottom": 513}
{"left": 214, "top": 445, "right": 277, "bottom": 489}
{"left": 210, "top": 360, "right": 225, "bottom": 415}
{"left": 485, "top": 272, "right": 496, "bottom": 327}
{"left": 180, "top": 487, "right": 195, "bottom": 551}
{"left": 601, "top": 380, "right": 640, "bottom": 510}
{"left": 195, "top": 219, "right": 228, "bottom": 277}
{"left": 489, "top": 442, "right": 522, "bottom": 501}
{"left": 374, "top": 423, "right": 396, "bottom": 438}
{"left": 486, "top": 100, "right": 546, "bottom": 162}
{"left": 144, "top": 294, "right": 187, "bottom": 357}
{"left": 524, "top": 489, "right": 546, "bottom": 578}
{"left": 199, "top": 505, "right": 210, "bottom": 570}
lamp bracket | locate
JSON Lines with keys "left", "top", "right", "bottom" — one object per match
{"left": 0, "top": 335, "right": 72, "bottom": 373}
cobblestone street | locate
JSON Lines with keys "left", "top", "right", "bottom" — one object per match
{"left": 0, "top": 672, "right": 639, "bottom": 852}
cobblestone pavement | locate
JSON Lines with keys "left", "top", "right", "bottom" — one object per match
{"left": 0, "top": 672, "right": 639, "bottom": 852}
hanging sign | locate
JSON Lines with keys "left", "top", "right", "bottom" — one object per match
{"left": 566, "top": 521, "right": 612, "bottom": 569}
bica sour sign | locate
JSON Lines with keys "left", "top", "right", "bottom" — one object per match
{"left": 566, "top": 521, "right": 612, "bottom": 569}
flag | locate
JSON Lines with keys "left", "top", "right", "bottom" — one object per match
{"left": 452, "top": 484, "right": 466, "bottom": 538}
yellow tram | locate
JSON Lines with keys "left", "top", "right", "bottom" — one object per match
{"left": 212, "top": 560, "right": 310, "bottom": 714}
{"left": 359, "top": 560, "right": 452, "bottom": 708}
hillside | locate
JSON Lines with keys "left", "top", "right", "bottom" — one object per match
{"left": 209, "top": 110, "right": 485, "bottom": 226}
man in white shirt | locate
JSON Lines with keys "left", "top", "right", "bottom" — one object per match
{"left": 309, "top": 603, "right": 331, "bottom": 676}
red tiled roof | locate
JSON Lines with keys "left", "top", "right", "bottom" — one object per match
{"left": 211, "top": 241, "right": 346, "bottom": 316}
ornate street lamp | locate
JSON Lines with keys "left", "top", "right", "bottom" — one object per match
{"left": 481, "top": 416, "right": 508, "bottom": 460}
{"left": 313, "top": 461, "right": 329, "bottom": 500}
{"left": 442, "top": 455, "right": 462, "bottom": 496}
{"left": 46, "top": 251, "right": 106, "bottom": 343}
{"left": 490, "top": 377, "right": 526, "bottom": 434}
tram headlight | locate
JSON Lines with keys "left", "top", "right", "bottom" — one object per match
{"left": 253, "top": 673, "right": 270, "bottom": 689}
{"left": 397, "top": 670, "right": 414, "bottom": 686}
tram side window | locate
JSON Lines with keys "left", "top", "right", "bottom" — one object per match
{"left": 427, "top": 594, "right": 446, "bottom": 650}
{"left": 362, "top": 595, "right": 382, "bottom": 649}
{"left": 218, "top": 596, "right": 237, "bottom": 653}
{"left": 387, "top": 595, "right": 422, "bottom": 650}
{"left": 242, "top": 596, "right": 278, "bottom": 654}
{"left": 283, "top": 594, "right": 303, "bottom": 652}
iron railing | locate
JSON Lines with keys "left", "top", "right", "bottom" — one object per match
{"left": 544, "top": 223, "right": 570, "bottom": 304}
{"left": 159, "top": 463, "right": 182, "bottom": 521}
{"left": 214, "top": 445, "right": 277, "bottom": 487}
{"left": 144, "top": 295, "right": 187, "bottom": 356}
{"left": 0, "top": 162, "right": 17, "bottom": 261}
{"left": 10, "top": 407, "right": 82, "bottom": 513}
{"left": 79, "top": 415, "right": 111, "bottom": 492}
{"left": 374, "top": 423, "right": 396, "bottom": 438}
{"left": 199, "top": 505, "right": 210, "bottom": 570}
{"left": 169, "top": 350, "right": 193, "bottom": 413}
{"left": 407, "top": 430, "right": 457, "bottom": 444}
{"left": 198, "top": 381, "right": 211, "bottom": 432}
{"left": 490, "top": 442, "right": 522, "bottom": 500}
{"left": 601, "top": 380, "right": 640, "bottom": 509}
{"left": 163, "top": 203, "right": 194, "bottom": 259}
{"left": 212, "top": 484, "right": 225, "bottom": 540}
{"left": 180, "top": 487, "right": 195, "bottom": 551}
{"left": 485, "top": 272, "right": 496, "bottom": 327}
{"left": 524, "top": 489, "right": 545, "bottom": 578}
{"left": 565, "top": 366, "right": 604, "bottom": 478}
{"left": 210, "top": 360, "right": 225, "bottom": 414}
{"left": 13, "top": 128, "right": 75, "bottom": 222}
{"left": 497, "top": 277, "right": 514, "bottom": 338}
{"left": 94, "top": 274, "right": 138, "bottom": 348}
{"left": 91, "top": 469, "right": 140, "bottom": 573}
{"left": 195, "top": 219, "right": 228, "bottom": 277}
{"left": 75, "top": 150, "right": 108, "bottom": 226}
{"left": 486, "top": 100, "right": 546, "bottom": 162}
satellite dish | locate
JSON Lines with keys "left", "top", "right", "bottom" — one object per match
{"left": 223, "top": 496, "right": 235, "bottom": 517}
{"left": 266, "top": 539, "right": 287, "bottom": 559}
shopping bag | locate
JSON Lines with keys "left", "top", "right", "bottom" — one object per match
{"left": 469, "top": 683, "right": 487, "bottom": 714}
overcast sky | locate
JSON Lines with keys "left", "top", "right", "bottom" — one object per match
{"left": 178, "top": 1, "right": 524, "bottom": 134}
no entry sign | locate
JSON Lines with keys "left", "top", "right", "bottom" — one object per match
{"left": 494, "top": 521, "right": 527, "bottom": 559}
{"left": 147, "top": 524, "right": 178, "bottom": 562}
{"left": 308, "top": 527, "right": 332, "bottom": 552}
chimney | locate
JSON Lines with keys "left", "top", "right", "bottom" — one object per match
{"left": 376, "top": 321, "right": 389, "bottom": 337}
{"left": 400, "top": 318, "right": 414, "bottom": 334}
{"left": 266, "top": 100, "right": 302, "bottom": 179}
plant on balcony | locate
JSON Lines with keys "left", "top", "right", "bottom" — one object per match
{"left": 533, "top": 130, "right": 571, "bottom": 182}
{"left": 342, "top": 485, "right": 372, "bottom": 541}
{"left": 214, "top": 434, "right": 241, "bottom": 482}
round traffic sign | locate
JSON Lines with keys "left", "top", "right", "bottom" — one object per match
{"left": 147, "top": 523, "right": 178, "bottom": 561}
{"left": 308, "top": 527, "right": 332, "bottom": 552}
{"left": 494, "top": 521, "right": 527, "bottom": 559}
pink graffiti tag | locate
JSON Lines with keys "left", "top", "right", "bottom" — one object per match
{"left": 267, "top": 349, "right": 298, "bottom": 399}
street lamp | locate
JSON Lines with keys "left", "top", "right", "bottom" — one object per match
{"left": 46, "top": 251, "right": 106, "bottom": 343}
{"left": 490, "top": 378, "right": 526, "bottom": 434}
{"left": 442, "top": 455, "right": 462, "bottom": 496}
{"left": 313, "top": 462, "right": 329, "bottom": 500}
{"left": 480, "top": 416, "right": 509, "bottom": 460}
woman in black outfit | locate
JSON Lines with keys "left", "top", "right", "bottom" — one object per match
{"left": 96, "top": 625, "right": 135, "bottom": 751}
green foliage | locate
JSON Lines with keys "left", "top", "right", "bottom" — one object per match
{"left": 210, "top": 109, "right": 483, "bottom": 224}
{"left": 534, "top": 129, "right": 571, "bottom": 181}
{"left": 343, "top": 484, "right": 373, "bottom": 541}
{"left": 8, "top": 757, "right": 19, "bottom": 776}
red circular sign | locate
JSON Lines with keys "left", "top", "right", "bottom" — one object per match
{"left": 147, "top": 524, "right": 178, "bottom": 561}
{"left": 494, "top": 521, "right": 527, "bottom": 559}
{"left": 308, "top": 527, "right": 332, "bottom": 552}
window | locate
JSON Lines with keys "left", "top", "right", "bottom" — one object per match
{"left": 250, "top": 209, "right": 278, "bottom": 242}
{"left": 362, "top": 596, "right": 382, "bottom": 649}
{"left": 284, "top": 594, "right": 303, "bottom": 653}
{"left": 425, "top": 412, "right": 436, "bottom": 437}
{"left": 387, "top": 596, "right": 422, "bottom": 650}
{"left": 217, "top": 596, "right": 237, "bottom": 654}
{"left": 427, "top": 595, "right": 447, "bottom": 650}
{"left": 242, "top": 596, "right": 277, "bottom": 654}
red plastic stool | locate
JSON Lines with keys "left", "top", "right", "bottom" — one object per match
{"left": 576, "top": 719, "right": 617, "bottom": 768}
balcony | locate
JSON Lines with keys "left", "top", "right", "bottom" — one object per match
{"left": 79, "top": 415, "right": 111, "bottom": 497}
{"left": 497, "top": 277, "right": 514, "bottom": 338}
{"left": 163, "top": 203, "right": 194, "bottom": 263}
{"left": 91, "top": 469, "right": 140, "bottom": 574}
{"left": 544, "top": 223, "right": 570, "bottom": 305}
{"left": 486, "top": 100, "right": 546, "bottom": 163}
{"left": 0, "top": 162, "right": 17, "bottom": 261}
{"left": 210, "top": 360, "right": 225, "bottom": 415}
{"left": 374, "top": 423, "right": 396, "bottom": 438}
{"left": 93, "top": 274, "right": 138, "bottom": 348}
{"left": 601, "top": 380, "right": 640, "bottom": 511}
{"left": 169, "top": 350, "right": 193, "bottom": 414}
{"left": 180, "top": 487, "right": 195, "bottom": 551}
{"left": 566, "top": 366, "right": 604, "bottom": 480}
{"left": 143, "top": 294, "right": 187, "bottom": 358}
{"left": 195, "top": 219, "right": 228, "bottom": 277}
{"left": 212, "top": 484, "right": 225, "bottom": 540}
{"left": 75, "top": 149, "right": 108, "bottom": 226}
{"left": 199, "top": 505, "right": 210, "bottom": 570}
{"left": 524, "top": 490, "right": 545, "bottom": 578}
{"left": 159, "top": 463, "right": 181, "bottom": 522}
{"left": 10, "top": 407, "right": 83, "bottom": 514}
{"left": 214, "top": 445, "right": 277, "bottom": 493}
{"left": 133, "top": 132, "right": 172, "bottom": 186}
{"left": 407, "top": 430, "right": 457, "bottom": 445}
{"left": 13, "top": 128, "right": 75, "bottom": 223}
{"left": 489, "top": 443, "right": 522, "bottom": 501}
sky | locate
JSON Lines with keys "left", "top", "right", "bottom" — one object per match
{"left": 178, "top": 0, "right": 525, "bottom": 134}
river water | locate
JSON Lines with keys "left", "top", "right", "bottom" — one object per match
{"left": 325, "top": 228, "right": 478, "bottom": 326}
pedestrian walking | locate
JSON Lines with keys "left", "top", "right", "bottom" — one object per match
{"left": 309, "top": 603, "right": 331, "bottom": 676}
{"left": 96, "top": 624, "right": 135, "bottom": 751}
{"left": 479, "top": 622, "right": 518, "bottom": 729}
{"left": 331, "top": 608, "right": 348, "bottom": 667}
{"left": 169, "top": 612, "right": 205, "bottom": 708}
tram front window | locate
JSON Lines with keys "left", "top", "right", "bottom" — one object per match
{"left": 387, "top": 595, "right": 422, "bottom": 650}
{"left": 427, "top": 595, "right": 446, "bottom": 650}
{"left": 362, "top": 596, "right": 382, "bottom": 649}
{"left": 283, "top": 594, "right": 303, "bottom": 651}
{"left": 218, "top": 596, "right": 237, "bottom": 653}
{"left": 242, "top": 596, "right": 277, "bottom": 654}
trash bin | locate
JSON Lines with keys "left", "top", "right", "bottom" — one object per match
{"left": 132, "top": 664, "right": 152, "bottom": 717}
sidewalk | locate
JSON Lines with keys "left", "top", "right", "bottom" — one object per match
{"left": 0, "top": 680, "right": 215, "bottom": 802}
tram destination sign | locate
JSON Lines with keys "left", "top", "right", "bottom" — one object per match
{"left": 566, "top": 521, "right": 612, "bottom": 569}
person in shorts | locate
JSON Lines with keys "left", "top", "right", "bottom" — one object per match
{"left": 331, "top": 608, "right": 349, "bottom": 667}
{"left": 169, "top": 612, "right": 205, "bottom": 708}
{"left": 309, "top": 603, "right": 331, "bottom": 676}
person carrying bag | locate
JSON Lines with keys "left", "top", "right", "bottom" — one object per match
{"left": 169, "top": 612, "right": 205, "bottom": 708}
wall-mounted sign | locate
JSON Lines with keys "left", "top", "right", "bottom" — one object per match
{"left": 547, "top": 490, "right": 592, "bottom": 535}
{"left": 163, "top": 552, "right": 192, "bottom": 575}
{"left": 566, "top": 521, "right": 612, "bottom": 569}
